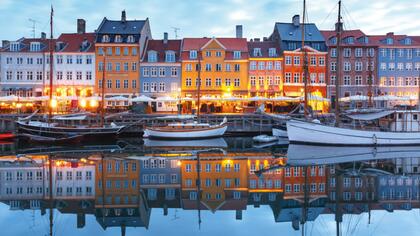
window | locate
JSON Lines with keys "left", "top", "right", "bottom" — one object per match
{"left": 166, "top": 51, "right": 175, "bottom": 62}
{"left": 355, "top": 75, "right": 362, "bottom": 85}
{"left": 258, "top": 62, "right": 265, "bottom": 70}
{"left": 275, "top": 61, "right": 281, "bottom": 70}
{"left": 310, "top": 73, "right": 316, "bottom": 84}
{"left": 123, "top": 47, "right": 129, "bottom": 56}
{"left": 355, "top": 48, "right": 363, "bottom": 57}
{"left": 293, "top": 56, "right": 300, "bottom": 65}
{"left": 293, "top": 73, "right": 300, "bottom": 83}
{"left": 310, "top": 56, "right": 316, "bottom": 66}
{"left": 234, "top": 64, "right": 240, "bottom": 72}
{"left": 148, "top": 51, "right": 157, "bottom": 62}
{"left": 132, "top": 47, "right": 137, "bottom": 56}
{"left": 115, "top": 47, "right": 121, "bottom": 56}
{"left": 250, "top": 61, "right": 257, "bottom": 70}
{"left": 159, "top": 67, "right": 165, "bottom": 77}
{"left": 115, "top": 80, "right": 121, "bottom": 88}
{"left": 216, "top": 51, "right": 222, "bottom": 57}
{"left": 115, "top": 62, "right": 121, "bottom": 71}
{"left": 285, "top": 56, "right": 292, "bottom": 65}
{"left": 151, "top": 67, "right": 157, "bottom": 76}
{"left": 215, "top": 78, "right": 221, "bottom": 86}
{"left": 106, "top": 47, "right": 112, "bottom": 55}
{"left": 344, "top": 48, "right": 351, "bottom": 57}
{"left": 269, "top": 48, "right": 276, "bottom": 57}
{"left": 355, "top": 61, "right": 363, "bottom": 71}
{"left": 107, "top": 62, "right": 112, "bottom": 71}
{"left": 344, "top": 75, "right": 351, "bottom": 85}
{"left": 215, "top": 164, "right": 221, "bottom": 172}
{"left": 66, "top": 71, "right": 73, "bottom": 80}
{"left": 253, "top": 48, "right": 262, "bottom": 57}
{"left": 190, "top": 50, "right": 197, "bottom": 59}
{"left": 56, "top": 55, "right": 63, "bottom": 64}
{"left": 233, "top": 51, "right": 241, "bottom": 59}
{"left": 389, "top": 63, "right": 395, "bottom": 71}
{"left": 205, "top": 51, "right": 211, "bottom": 57}
{"left": 205, "top": 63, "right": 212, "bottom": 71}
{"left": 344, "top": 61, "right": 351, "bottom": 71}
{"left": 205, "top": 78, "right": 211, "bottom": 87}
{"left": 293, "top": 184, "right": 300, "bottom": 193}
{"left": 185, "top": 78, "right": 192, "bottom": 87}
{"left": 331, "top": 48, "right": 337, "bottom": 57}
{"left": 234, "top": 78, "right": 240, "bottom": 87}
{"left": 171, "top": 67, "right": 178, "bottom": 76}
{"left": 225, "top": 64, "right": 231, "bottom": 71}
{"left": 319, "top": 73, "right": 325, "bottom": 84}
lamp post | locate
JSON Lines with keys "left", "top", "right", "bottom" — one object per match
{"left": 177, "top": 87, "right": 182, "bottom": 115}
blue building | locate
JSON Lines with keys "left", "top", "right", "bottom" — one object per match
{"left": 373, "top": 32, "right": 420, "bottom": 101}
{"left": 269, "top": 15, "right": 327, "bottom": 52}
{"left": 140, "top": 33, "right": 181, "bottom": 112}
{"left": 377, "top": 175, "right": 420, "bottom": 211}
{"left": 139, "top": 157, "right": 181, "bottom": 210}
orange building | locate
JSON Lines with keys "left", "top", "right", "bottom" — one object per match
{"left": 94, "top": 11, "right": 151, "bottom": 96}
{"left": 283, "top": 47, "right": 328, "bottom": 111}
{"left": 180, "top": 154, "right": 248, "bottom": 212}
{"left": 248, "top": 40, "right": 283, "bottom": 97}
{"left": 283, "top": 165, "right": 328, "bottom": 201}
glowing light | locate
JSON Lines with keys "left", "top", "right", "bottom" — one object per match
{"left": 89, "top": 99, "right": 98, "bottom": 107}
{"left": 80, "top": 158, "right": 87, "bottom": 163}
{"left": 79, "top": 99, "right": 87, "bottom": 108}
{"left": 177, "top": 160, "right": 182, "bottom": 166}
{"left": 16, "top": 103, "right": 22, "bottom": 108}
{"left": 50, "top": 99, "right": 57, "bottom": 108}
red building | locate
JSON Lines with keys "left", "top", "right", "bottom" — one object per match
{"left": 283, "top": 165, "right": 328, "bottom": 201}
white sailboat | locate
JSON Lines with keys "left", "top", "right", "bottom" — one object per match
{"left": 143, "top": 49, "right": 228, "bottom": 139}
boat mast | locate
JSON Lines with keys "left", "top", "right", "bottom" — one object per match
{"left": 48, "top": 156, "right": 54, "bottom": 236}
{"left": 196, "top": 49, "right": 202, "bottom": 120}
{"left": 302, "top": 0, "right": 309, "bottom": 118}
{"left": 101, "top": 57, "right": 106, "bottom": 127}
{"left": 196, "top": 153, "right": 202, "bottom": 229}
{"left": 48, "top": 6, "right": 54, "bottom": 122}
{"left": 417, "top": 69, "right": 420, "bottom": 110}
{"left": 335, "top": 0, "right": 342, "bottom": 127}
{"left": 368, "top": 57, "right": 373, "bottom": 108}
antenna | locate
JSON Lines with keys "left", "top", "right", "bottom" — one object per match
{"left": 171, "top": 27, "right": 180, "bottom": 39}
{"left": 29, "top": 18, "right": 38, "bottom": 38}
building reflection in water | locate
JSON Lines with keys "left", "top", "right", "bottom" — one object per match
{"left": 0, "top": 149, "right": 420, "bottom": 235}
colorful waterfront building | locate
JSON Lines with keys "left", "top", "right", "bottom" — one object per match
{"left": 321, "top": 30, "right": 378, "bottom": 104}
{"left": 0, "top": 35, "right": 52, "bottom": 97}
{"left": 94, "top": 11, "right": 151, "bottom": 98}
{"left": 180, "top": 154, "right": 248, "bottom": 215}
{"left": 140, "top": 33, "right": 181, "bottom": 112}
{"left": 283, "top": 165, "right": 327, "bottom": 201}
{"left": 247, "top": 39, "right": 283, "bottom": 97}
{"left": 370, "top": 33, "right": 420, "bottom": 101}
{"left": 270, "top": 15, "right": 328, "bottom": 111}
{"left": 49, "top": 20, "right": 96, "bottom": 100}
{"left": 180, "top": 37, "right": 249, "bottom": 112}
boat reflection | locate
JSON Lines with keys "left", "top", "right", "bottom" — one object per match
{"left": 143, "top": 137, "right": 228, "bottom": 149}
{"left": 0, "top": 147, "right": 419, "bottom": 235}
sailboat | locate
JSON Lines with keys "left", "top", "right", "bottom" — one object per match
{"left": 16, "top": 8, "right": 125, "bottom": 142}
{"left": 286, "top": 0, "right": 420, "bottom": 146}
{"left": 143, "top": 49, "right": 228, "bottom": 139}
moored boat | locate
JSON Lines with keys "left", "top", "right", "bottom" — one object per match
{"left": 143, "top": 118, "right": 228, "bottom": 139}
{"left": 272, "top": 125, "right": 288, "bottom": 138}
{"left": 0, "top": 133, "right": 15, "bottom": 141}
{"left": 253, "top": 134, "right": 278, "bottom": 143}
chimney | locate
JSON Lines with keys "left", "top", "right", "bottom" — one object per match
{"left": 236, "top": 25, "right": 243, "bottom": 38}
{"left": 121, "top": 10, "right": 126, "bottom": 22}
{"left": 263, "top": 37, "right": 268, "bottom": 41}
{"left": 386, "top": 32, "right": 394, "bottom": 37}
{"left": 163, "top": 32, "right": 168, "bottom": 44}
{"left": 41, "top": 32, "right": 46, "bottom": 39}
{"left": 292, "top": 15, "right": 300, "bottom": 27}
{"left": 77, "top": 19, "right": 86, "bottom": 34}
{"left": 2, "top": 40, "right": 10, "bottom": 48}
{"left": 254, "top": 38, "right": 260, "bottom": 42}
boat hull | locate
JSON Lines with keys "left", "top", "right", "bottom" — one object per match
{"left": 16, "top": 121, "right": 124, "bottom": 140}
{"left": 143, "top": 124, "right": 228, "bottom": 140}
{"left": 287, "top": 119, "right": 420, "bottom": 146}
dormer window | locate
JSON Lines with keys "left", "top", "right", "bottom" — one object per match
{"left": 115, "top": 35, "right": 122, "bottom": 43}
{"left": 102, "top": 35, "right": 110, "bottom": 43}
{"left": 330, "top": 37, "right": 337, "bottom": 45}
{"left": 10, "top": 42, "right": 20, "bottom": 51}
{"left": 148, "top": 51, "right": 158, "bottom": 62}
{"left": 233, "top": 51, "right": 241, "bottom": 59}
{"left": 189, "top": 50, "right": 197, "bottom": 59}
{"left": 30, "top": 42, "right": 41, "bottom": 52}
{"left": 268, "top": 48, "right": 277, "bottom": 57}
{"left": 347, "top": 37, "right": 354, "bottom": 44}
{"left": 165, "top": 51, "right": 175, "bottom": 62}
{"left": 253, "top": 48, "right": 262, "bottom": 57}
{"left": 127, "top": 35, "right": 135, "bottom": 43}
{"left": 404, "top": 38, "right": 411, "bottom": 45}
{"left": 386, "top": 38, "right": 393, "bottom": 45}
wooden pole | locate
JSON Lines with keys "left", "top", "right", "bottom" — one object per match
{"left": 48, "top": 6, "right": 54, "bottom": 121}
{"left": 196, "top": 50, "right": 202, "bottom": 120}
{"left": 302, "top": 0, "right": 309, "bottom": 118}
{"left": 335, "top": 0, "right": 342, "bottom": 127}
{"left": 101, "top": 57, "right": 106, "bottom": 127}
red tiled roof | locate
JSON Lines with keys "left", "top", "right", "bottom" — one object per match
{"left": 182, "top": 37, "right": 248, "bottom": 51}
{"left": 247, "top": 41, "right": 280, "bottom": 58}
{"left": 368, "top": 33, "right": 420, "bottom": 46}
{"left": 143, "top": 39, "right": 182, "bottom": 62}
{"left": 320, "top": 30, "right": 377, "bottom": 46}
{"left": 56, "top": 33, "right": 96, "bottom": 52}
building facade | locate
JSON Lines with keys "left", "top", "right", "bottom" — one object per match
{"left": 0, "top": 37, "right": 51, "bottom": 97}
{"left": 181, "top": 37, "right": 249, "bottom": 112}
{"left": 140, "top": 33, "right": 181, "bottom": 111}
{"left": 247, "top": 40, "right": 283, "bottom": 97}
{"left": 321, "top": 30, "right": 378, "bottom": 101}
{"left": 372, "top": 33, "right": 420, "bottom": 99}
{"left": 95, "top": 11, "right": 151, "bottom": 97}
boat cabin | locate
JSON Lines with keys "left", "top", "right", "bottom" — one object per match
{"left": 348, "top": 110, "right": 420, "bottom": 132}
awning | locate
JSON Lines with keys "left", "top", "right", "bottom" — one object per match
{"left": 346, "top": 110, "right": 395, "bottom": 121}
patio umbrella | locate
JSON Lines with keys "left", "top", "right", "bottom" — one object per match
{"left": 0, "top": 95, "right": 19, "bottom": 102}
{"left": 248, "top": 96, "right": 268, "bottom": 102}
{"left": 339, "top": 95, "right": 368, "bottom": 102}
{"left": 270, "top": 96, "right": 301, "bottom": 102}
{"left": 131, "top": 95, "right": 154, "bottom": 102}
{"left": 155, "top": 96, "right": 177, "bottom": 102}
{"left": 106, "top": 96, "right": 129, "bottom": 101}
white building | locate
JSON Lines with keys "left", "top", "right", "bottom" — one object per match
{"left": 0, "top": 36, "right": 50, "bottom": 97}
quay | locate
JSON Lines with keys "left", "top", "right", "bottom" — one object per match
{"left": 0, "top": 113, "right": 290, "bottom": 134}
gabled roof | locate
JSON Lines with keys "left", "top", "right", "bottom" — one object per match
{"left": 96, "top": 18, "right": 146, "bottom": 35}
{"left": 247, "top": 41, "right": 281, "bottom": 58}
{"left": 142, "top": 39, "right": 182, "bottom": 62}
{"left": 321, "top": 29, "right": 378, "bottom": 46}
{"left": 274, "top": 22, "right": 325, "bottom": 42}
{"left": 182, "top": 37, "right": 248, "bottom": 52}
{"left": 56, "top": 33, "right": 95, "bottom": 53}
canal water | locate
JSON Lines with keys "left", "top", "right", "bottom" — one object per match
{"left": 0, "top": 137, "right": 419, "bottom": 236}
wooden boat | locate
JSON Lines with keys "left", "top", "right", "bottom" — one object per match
{"left": 253, "top": 134, "right": 278, "bottom": 143}
{"left": 143, "top": 118, "right": 228, "bottom": 139}
{"left": 272, "top": 124, "right": 288, "bottom": 138}
{"left": 143, "top": 137, "right": 228, "bottom": 148}
{"left": 287, "top": 112, "right": 420, "bottom": 146}
{"left": 16, "top": 120, "right": 125, "bottom": 139}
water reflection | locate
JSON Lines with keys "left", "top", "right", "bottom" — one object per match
{"left": 0, "top": 138, "right": 419, "bottom": 235}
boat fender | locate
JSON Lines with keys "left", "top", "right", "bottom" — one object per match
{"left": 372, "top": 134, "right": 377, "bottom": 145}
{"left": 220, "top": 117, "right": 228, "bottom": 125}
{"left": 312, "top": 119, "right": 321, "bottom": 124}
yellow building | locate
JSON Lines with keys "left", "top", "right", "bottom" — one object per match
{"left": 180, "top": 38, "right": 249, "bottom": 112}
